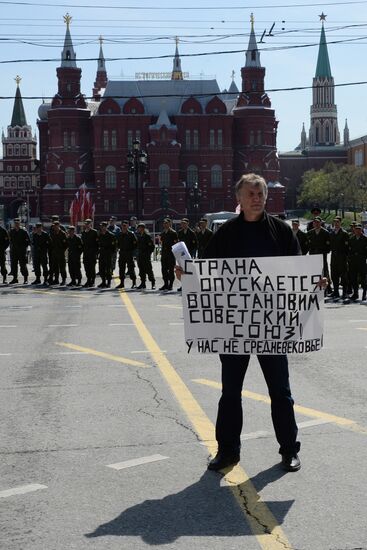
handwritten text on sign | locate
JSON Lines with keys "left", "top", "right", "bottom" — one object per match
{"left": 182, "top": 256, "right": 324, "bottom": 355}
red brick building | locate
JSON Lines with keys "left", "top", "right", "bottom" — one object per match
{"left": 37, "top": 15, "right": 283, "bottom": 226}
{"left": 0, "top": 77, "right": 40, "bottom": 225}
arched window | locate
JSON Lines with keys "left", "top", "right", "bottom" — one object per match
{"left": 257, "top": 130, "right": 262, "bottom": 145}
{"left": 250, "top": 130, "right": 255, "bottom": 146}
{"left": 211, "top": 165, "right": 222, "bottom": 188}
{"left": 105, "top": 166, "right": 117, "bottom": 189}
{"left": 315, "top": 125, "right": 320, "bottom": 144}
{"left": 21, "top": 144, "right": 27, "bottom": 156}
{"left": 7, "top": 145, "right": 13, "bottom": 156}
{"left": 63, "top": 131, "right": 69, "bottom": 148}
{"left": 14, "top": 145, "right": 20, "bottom": 156}
{"left": 159, "top": 164, "right": 170, "bottom": 188}
{"left": 187, "top": 165, "right": 198, "bottom": 187}
{"left": 325, "top": 124, "right": 330, "bottom": 143}
{"left": 64, "top": 167, "right": 75, "bottom": 188}
{"left": 111, "top": 130, "right": 117, "bottom": 150}
{"left": 103, "top": 130, "right": 109, "bottom": 150}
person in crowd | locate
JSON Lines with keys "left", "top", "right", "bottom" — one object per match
{"left": 81, "top": 219, "right": 99, "bottom": 288}
{"left": 107, "top": 216, "right": 121, "bottom": 272}
{"left": 0, "top": 223, "right": 10, "bottom": 284}
{"left": 306, "top": 206, "right": 324, "bottom": 232}
{"left": 48, "top": 221, "right": 68, "bottom": 285}
{"left": 159, "top": 218, "right": 178, "bottom": 291}
{"left": 291, "top": 219, "right": 309, "bottom": 255}
{"left": 348, "top": 223, "right": 367, "bottom": 301}
{"left": 9, "top": 218, "right": 30, "bottom": 285}
{"left": 196, "top": 218, "right": 213, "bottom": 259}
{"left": 330, "top": 217, "right": 349, "bottom": 299}
{"left": 67, "top": 226, "right": 83, "bottom": 286}
{"left": 97, "top": 222, "right": 116, "bottom": 288}
{"left": 116, "top": 220, "right": 137, "bottom": 289}
{"left": 136, "top": 223, "right": 155, "bottom": 290}
{"left": 307, "top": 216, "right": 332, "bottom": 294}
{"left": 32, "top": 222, "right": 50, "bottom": 285}
{"left": 177, "top": 218, "right": 198, "bottom": 292}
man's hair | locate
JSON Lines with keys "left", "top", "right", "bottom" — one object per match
{"left": 235, "top": 173, "right": 268, "bottom": 198}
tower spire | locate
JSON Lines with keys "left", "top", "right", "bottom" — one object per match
{"left": 246, "top": 13, "right": 261, "bottom": 68}
{"left": 61, "top": 13, "right": 77, "bottom": 68}
{"left": 11, "top": 76, "right": 27, "bottom": 127}
{"left": 315, "top": 17, "right": 332, "bottom": 78}
{"left": 93, "top": 35, "right": 108, "bottom": 100}
{"left": 171, "top": 36, "right": 183, "bottom": 80}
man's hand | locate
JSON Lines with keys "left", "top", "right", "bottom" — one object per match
{"left": 174, "top": 265, "right": 184, "bottom": 281}
{"left": 316, "top": 277, "right": 328, "bottom": 290}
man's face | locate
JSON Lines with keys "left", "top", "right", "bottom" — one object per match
{"left": 313, "top": 220, "right": 321, "bottom": 230}
{"left": 109, "top": 218, "right": 115, "bottom": 226}
{"left": 355, "top": 227, "right": 362, "bottom": 237}
{"left": 68, "top": 229, "right": 75, "bottom": 237}
{"left": 36, "top": 226, "right": 42, "bottom": 234}
{"left": 54, "top": 224, "right": 60, "bottom": 233}
{"left": 121, "top": 223, "right": 128, "bottom": 233}
{"left": 292, "top": 222, "right": 299, "bottom": 232}
{"left": 14, "top": 221, "right": 20, "bottom": 229}
{"left": 181, "top": 221, "right": 188, "bottom": 230}
{"left": 334, "top": 220, "right": 341, "bottom": 230}
{"left": 84, "top": 222, "right": 91, "bottom": 231}
{"left": 137, "top": 226, "right": 145, "bottom": 234}
{"left": 100, "top": 226, "right": 107, "bottom": 234}
{"left": 163, "top": 221, "right": 169, "bottom": 231}
{"left": 236, "top": 184, "right": 266, "bottom": 220}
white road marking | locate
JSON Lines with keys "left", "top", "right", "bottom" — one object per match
{"left": 108, "top": 304, "right": 126, "bottom": 308}
{"left": 200, "top": 418, "right": 333, "bottom": 445}
{"left": 169, "top": 322, "right": 184, "bottom": 326}
{"left": 0, "top": 325, "right": 17, "bottom": 328}
{"left": 48, "top": 324, "right": 79, "bottom": 327}
{"left": 108, "top": 323, "right": 134, "bottom": 326}
{"left": 348, "top": 320, "right": 367, "bottom": 322}
{"left": 158, "top": 305, "right": 182, "bottom": 309}
{"left": 0, "top": 484, "right": 47, "bottom": 499}
{"left": 107, "top": 454, "right": 169, "bottom": 470}
{"left": 0, "top": 353, "right": 12, "bottom": 356}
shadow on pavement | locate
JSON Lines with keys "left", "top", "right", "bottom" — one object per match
{"left": 85, "top": 466, "right": 293, "bottom": 545}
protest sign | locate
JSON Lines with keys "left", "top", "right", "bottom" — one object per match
{"left": 182, "top": 255, "right": 324, "bottom": 355}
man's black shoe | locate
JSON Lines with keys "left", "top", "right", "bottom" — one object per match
{"left": 281, "top": 453, "right": 301, "bottom": 472}
{"left": 8, "top": 279, "right": 18, "bottom": 285}
{"left": 31, "top": 279, "right": 41, "bottom": 285}
{"left": 207, "top": 450, "right": 240, "bottom": 471}
{"left": 137, "top": 283, "right": 146, "bottom": 289}
{"left": 116, "top": 282, "right": 124, "bottom": 289}
{"left": 82, "top": 281, "right": 90, "bottom": 288}
{"left": 159, "top": 285, "right": 168, "bottom": 291}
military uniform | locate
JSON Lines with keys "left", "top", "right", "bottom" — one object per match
{"left": 32, "top": 230, "right": 50, "bottom": 284}
{"left": 177, "top": 227, "right": 198, "bottom": 256}
{"left": 107, "top": 222, "right": 121, "bottom": 271}
{"left": 67, "top": 234, "right": 83, "bottom": 285}
{"left": 160, "top": 228, "right": 178, "bottom": 289}
{"left": 98, "top": 230, "right": 116, "bottom": 287}
{"left": 307, "top": 226, "right": 331, "bottom": 280}
{"left": 136, "top": 230, "right": 155, "bottom": 289}
{"left": 196, "top": 227, "right": 213, "bottom": 258}
{"left": 81, "top": 228, "right": 99, "bottom": 286}
{"left": 0, "top": 225, "right": 10, "bottom": 283}
{"left": 293, "top": 228, "right": 308, "bottom": 255}
{"left": 330, "top": 227, "right": 349, "bottom": 298}
{"left": 9, "top": 226, "right": 30, "bottom": 283}
{"left": 348, "top": 232, "right": 367, "bottom": 300}
{"left": 49, "top": 229, "right": 68, "bottom": 284}
{"left": 116, "top": 230, "right": 137, "bottom": 288}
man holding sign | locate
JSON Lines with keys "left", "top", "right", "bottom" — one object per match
{"left": 177, "top": 174, "right": 325, "bottom": 473}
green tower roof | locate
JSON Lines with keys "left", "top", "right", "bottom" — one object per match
{"left": 11, "top": 80, "right": 27, "bottom": 127}
{"left": 315, "top": 24, "right": 332, "bottom": 78}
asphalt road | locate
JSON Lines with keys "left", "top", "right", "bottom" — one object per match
{"left": 0, "top": 262, "right": 366, "bottom": 550}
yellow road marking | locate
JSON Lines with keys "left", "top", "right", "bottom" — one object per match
{"left": 55, "top": 342, "right": 150, "bottom": 368}
{"left": 193, "top": 378, "right": 367, "bottom": 436}
{"left": 118, "top": 289, "right": 292, "bottom": 550}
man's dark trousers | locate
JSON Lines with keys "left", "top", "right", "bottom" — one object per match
{"left": 34, "top": 252, "right": 48, "bottom": 281}
{"left": 216, "top": 354, "right": 300, "bottom": 455}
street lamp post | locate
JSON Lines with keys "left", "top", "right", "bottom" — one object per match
{"left": 189, "top": 182, "right": 202, "bottom": 223}
{"left": 127, "top": 139, "right": 148, "bottom": 219}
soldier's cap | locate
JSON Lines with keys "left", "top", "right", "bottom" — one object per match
{"left": 51, "top": 215, "right": 59, "bottom": 220}
{"left": 311, "top": 206, "right": 321, "bottom": 214}
{"left": 291, "top": 219, "right": 300, "bottom": 224}
{"left": 130, "top": 216, "right": 137, "bottom": 221}
{"left": 181, "top": 217, "right": 190, "bottom": 223}
{"left": 100, "top": 221, "right": 108, "bottom": 227}
{"left": 68, "top": 225, "right": 75, "bottom": 230}
{"left": 355, "top": 223, "right": 363, "bottom": 228}
{"left": 109, "top": 216, "right": 116, "bottom": 220}
{"left": 35, "top": 222, "right": 43, "bottom": 228}
{"left": 53, "top": 220, "right": 60, "bottom": 225}
{"left": 122, "top": 220, "right": 129, "bottom": 225}
{"left": 163, "top": 218, "right": 170, "bottom": 223}
{"left": 313, "top": 216, "right": 322, "bottom": 222}
{"left": 333, "top": 216, "right": 342, "bottom": 221}
{"left": 84, "top": 219, "right": 92, "bottom": 223}
{"left": 200, "top": 218, "right": 208, "bottom": 223}
{"left": 14, "top": 218, "right": 20, "bottom": 222}
{"left": 350, "top": 221, "right": 357, "bottom": 226}
{"left": 137, "top": 222, "right": 145, "bottom": 228}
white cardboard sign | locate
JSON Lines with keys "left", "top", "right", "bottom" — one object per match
{"left": 182, "top": 255, "right": 324, "bottom": 355}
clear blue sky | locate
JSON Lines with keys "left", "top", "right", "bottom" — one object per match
{"left": 1, "top": 0, "right": 367, "bottom": 153}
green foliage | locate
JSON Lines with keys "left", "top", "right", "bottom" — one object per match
{"left": 298, "top": 163, "right": 367, "bottom": 214}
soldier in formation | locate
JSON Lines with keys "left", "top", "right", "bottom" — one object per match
{"left": 0, "top": 223, "right": 9, "bottom": 284}
{"left": 67, "top": 226, "right": 83, "bottom": 286}
{"left": 196, "top": 218, "right": 213, "bottom": 259}
{"left": 9, "top": 218, "right": 31, "bottom": 284}
{"left": 116, "top": 220, "right": 137, "bottom": 289}
{"left": 159, "top": 218, "right": 178, "bottom": 291}
{"left": 136, "top": 223, "right": 155, "bottom": 290}
{"left": 32, "top": 222, "right": 50, "bottom": 285}
{"left": 98, "top": 221, "right": 117, "bottom": 288}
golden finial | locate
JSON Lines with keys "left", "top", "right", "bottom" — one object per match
{"left": 231, "top": 69, "right": 235, "bottom": 82}
{"left": 15, "top": 75, "right": 22, "bottom": 87}
{"left": 63, "top": 13, "right": 72, "bottom": 28}
{"left": 250, "top": 13, "right": 255, "bottom": 30}
{"left": 99, "top": 35, "right": 103, "bottom": 46}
